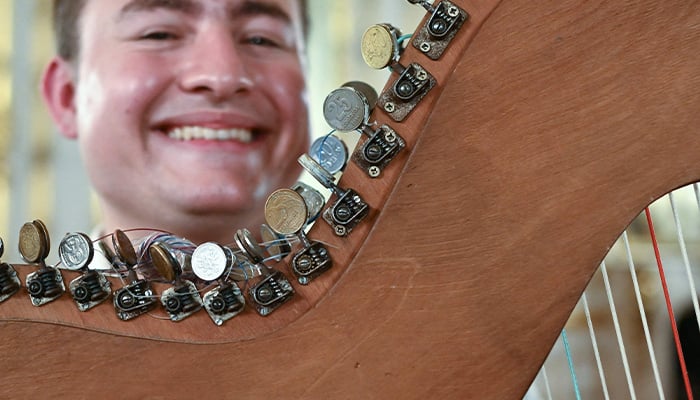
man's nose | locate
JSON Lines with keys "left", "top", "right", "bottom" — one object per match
{"left": 179, "top": 28, "right": 253, "bottom": 99}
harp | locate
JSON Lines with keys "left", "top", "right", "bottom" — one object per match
{"left": 0, "top": 0, "right": 698, "bottom": 398}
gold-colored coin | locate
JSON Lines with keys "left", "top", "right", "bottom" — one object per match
{"left": 112, "top": 229, "right": 138, "bottom": 266}
{"left": 18, "top": 220, "right": 50, "bottom": 263}
{"left": 264, "top": 188, "right": 308, "bottom": 235}
{"left": 148, "top": 242, "right": 177, "bottom": 282}
{"left": 361, "top": 24, "right": 396, "bottom": 70}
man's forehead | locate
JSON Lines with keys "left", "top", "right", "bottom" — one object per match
{"left": 113, "top": 0, "right": 301, "bottom": 23}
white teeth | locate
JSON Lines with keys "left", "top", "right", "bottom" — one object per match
{"left": 167, "top": 126, "right": 253, "bottom": 143}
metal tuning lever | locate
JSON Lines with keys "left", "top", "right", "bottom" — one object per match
{"left": 0, "top": 237, "right": 20, "bottom": 303}
{"left": 408, "top": 0, "right": 468, "bottom": 60}
{"left": 112, "top": 229, "right": 157, "bottom": 321}
{"left": 235, "top": 228, "right": 294, "bottom": 316}
{"left": 323, "top": 81, "right": 406, "bottom": 178}
{"left": 191, "top": 242, "right": 245, "bottom": 326}
{"left": 264, "top": 185, "right": 333, "bottom": 285}
{"left": 58, "top": 232, "right": 111, "bottom": 311}
{"left": 149, "top": 242, "right": 203, "bottom": 322}
{"left": 299, "top": 154, "right": 370, "bottom": 237}
{"left": 19, "top": 220, "right": 65, "bottom": 306}
{"left": 260, "top": 223, "right": 292, "bottom": 263}
{"left": 361, "top": 23, "right": 436, "bottom": 122}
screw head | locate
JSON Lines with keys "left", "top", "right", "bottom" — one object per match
{"left": 419, "top": 42, "right": 431, "bottom": 53}
{"left": 368, "top": 166, "right": 381, "bottom": 178}
{"left": 384, "top": 102, "right": 395, "bottom": 113}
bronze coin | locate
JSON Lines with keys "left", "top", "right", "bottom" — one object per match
{"left": 112, "top": 229, "right": 138, "bottom": 266}
{"left": 18, "top": 220, "right": 50, "bottom": 263}
{"left": 264, "top": 188, "right": 308, "bottom": 235}
{"left": 361, "top": 24, "right": 397, "bottom": 70}
{"left": 148, "top": 242, "right": 178, "bottom": 282}
{"left": 343, "top": 81, "right": 378, "bottom": 110}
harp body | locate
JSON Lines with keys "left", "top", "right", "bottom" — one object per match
{"left": 0, "top": 0, "right": 698, "bottom": 398}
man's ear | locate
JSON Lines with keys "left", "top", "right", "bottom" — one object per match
{"left": 41, "top": 57, "right": 78, "bottom": 139}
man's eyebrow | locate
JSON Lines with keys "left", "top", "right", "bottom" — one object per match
{"left": 233, "top": 1, "right": 292, "bottom": 25}
{"left": 117, "top": 0, "right": 201, "bottom": 20}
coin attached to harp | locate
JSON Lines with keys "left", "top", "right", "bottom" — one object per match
{"left": 0, "top": 0, "right": 699, "bottom": 398}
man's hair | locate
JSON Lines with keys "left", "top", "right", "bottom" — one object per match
{"left": 53, "top": 0, "right": 309, "bottom": 62}
{"left": 53, "top": 0, "right": 86, "bottom": 61}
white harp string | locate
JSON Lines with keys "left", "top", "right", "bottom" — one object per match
{"left": 581, "top": 292, "right": 611, "bottom": 400}
{"left": 600, "top": 260, "right": 638, "bottom": 400}
{"left": 622, "top": 230, "right": 665, "bottom": 399}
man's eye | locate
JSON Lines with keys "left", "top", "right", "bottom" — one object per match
{"left": 141, "top": 31, "right": 177, "bottom": 41}
{"left": 246, "top": 36, "right": 280, "bottom": 47}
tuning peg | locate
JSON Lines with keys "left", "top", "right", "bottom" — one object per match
{"left": 263, "top": 186, "right": 333, "bottom": 285}
{"left": 359, "top": 23, "right": 435, "bottom": 122}
{"left": 149, "top": 241, "right": 202, "bottom": 322}
{"left": 298, "top": 154, "right": 370, "bottom": 236}
{"left": 20, "top": 220, "right": 65, "bottom": 306}
{"left": 59, "top": 232, "right": 111, "bottom": 311}
{"left": 191, "top": 242, "right": 246, "bottom": 326}
{"left": 234, "top": 228, "right": 295, "bottom": 316}
{"left": 112, "top": 229, "right": 157, "bottom": 321}
{"left": 323, "top": 80, "right": 406, "bottom": 178}
{"left": 0, "top": 237, "right": 20, "bottom": 303}
{"left": 408, "top": 0, "right": 469, "bottom": 60}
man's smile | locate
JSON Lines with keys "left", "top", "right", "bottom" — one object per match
{"left": 167, "top": 126, "right": 253, "bottom": 143}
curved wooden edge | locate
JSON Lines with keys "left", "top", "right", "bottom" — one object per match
{"left": 0, "top": 1, "right": 698, "bottom": 399}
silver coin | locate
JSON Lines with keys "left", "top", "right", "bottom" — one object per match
{"left": 298, "top": 154, "right": 335, "bottom": 190}
{"left": 58, "top": 232, "right": 94, "bottom": 271}
{"left": 323, "top": 87, "right": 370, "bottom": 131}
{"left": 292, "top": 181, "right": 326, "bottom": 222}
{"left": 191, "top": 242, "right": 230, "bottom": 281}
{"left": 310, "top": 134, "right": 348, "bottom": 175}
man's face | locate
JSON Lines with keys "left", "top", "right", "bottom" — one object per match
{"left": 69, "top": 0, "right": 308, "bottom": 231}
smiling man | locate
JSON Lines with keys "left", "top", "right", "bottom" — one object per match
{"left": 41, "top": 0, "right": 310, "bottom": 245}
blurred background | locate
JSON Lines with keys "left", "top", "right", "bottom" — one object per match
{"left": 0, "top": 0, "right": 423, "bottom": 257}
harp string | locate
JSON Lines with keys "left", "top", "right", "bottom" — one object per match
{"left": 622, "top": 230, "right": 665, "bottom": 399}
{"left": 645, "top": 207, "right": 694, "bottom": 400}
{"left": 670, "top": 192, "right": 700, "bottom": 335}
{"left": 562, "top": 328, "right": 582, "bottom": 400}
{"left": 581, "top": 292, "right": 611, "bottom": 400}
{"left": 601, "top": 259, "right": 638, "bottom": 399}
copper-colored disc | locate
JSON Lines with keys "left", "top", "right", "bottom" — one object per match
{"left": 18, "top": 220, "right": 50, "bottom": 263}
{"left": 112, "top": 229, "right": 138, "bottom": 266}
{"left": 264, "top": 188, "right": 308, "bottom": 235}
{"left": 148, "top": 242, "right": 177, "bottom": 282}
